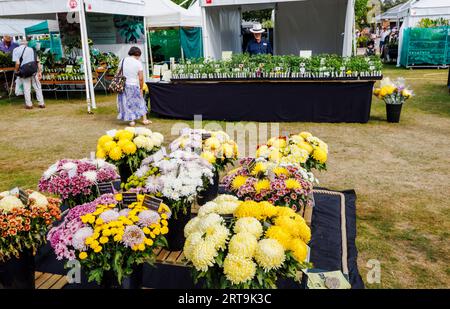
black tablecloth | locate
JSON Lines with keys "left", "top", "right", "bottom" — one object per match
{"left": 148, "top": 81, "right": 375, "bottom": 123}
{"left": 35, "top": 189, "right": 364, "bottom": 289}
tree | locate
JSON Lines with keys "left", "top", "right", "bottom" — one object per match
{"left": 355, "top": 0, "right": 370, "bottom": 29}
{"left": 381, "top": 0, "right": 408, "bottom": 12}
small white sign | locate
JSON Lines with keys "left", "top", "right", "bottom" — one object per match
{"left": 221, "top": 51, "right": 233, "bottom": 61}
{"left": 300, "top": 50, "right": 312, "bottom": 58}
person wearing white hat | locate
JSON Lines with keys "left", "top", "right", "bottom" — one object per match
{"left": 245, "top": 23, "right": 272, "bottom": 55}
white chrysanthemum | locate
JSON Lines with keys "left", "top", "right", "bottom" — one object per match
{"left": 204, "top": 223, "right": 230, "bottom": 250}
{"left": 143, "top": 137, "right": 155, "bottom": 151}
{"left": 99, "top": 209, "right": 120, "bottom": 223}
{"left": 184, "top": 216, "right": 201, "bottom": 237}
{"left": 0, "top": 195, "right": 24, "bottom": 212}
{"left": 197, "top": 201, "right": 218, "bottom": 217}
{"left": 43, "top": 162, "right": 58, "bottom": 180}
{"left": 124, "top": 127, "right": 136, "bottom": 134}
{"left": 29, "top": 191, "right": 49, "bottom": 209}
{"left": 228, "top": 232, "right": 258, "bottom": 258}
{"left": 135, "top": 127, "right": 153, "bottom": 136}
{"left": 223, "top": 253, "right": 256, "bottom": 285}
{"left": 189, "top": 239, "right": 218, "bottom": 272}
{"left": 151, "top": 132, "right": 164, "bottom": 145}
{"left": 133, "top": 135, "right": 149, "bottom": 149}
{"left": 197, "top": 213, "right": 224, "bottom": 232}
{"left": 82, "top": 171, "right": 98, "bottom": 183}
{"left": 183, "top": 232, "right": 203, "bottom": 260}
{"left": 213, "top": 194, "right": 238, "bottom": 203}
{"left": 62, "top": 162, "right": 77, "bottom": 171}
{"left": 234, "top": 217, "right": 263, "bottom": 239}
{"left": 72, "top": 227, "right": 93, "bottom": 251}
{"left": 215, "top": 200, "right": 239, "bottom": 215}
{"left": 254, "top": 239, "right": 286, "bottom": 271}
{"left": 106, "top": 129, "right": 118, "bottom": 137}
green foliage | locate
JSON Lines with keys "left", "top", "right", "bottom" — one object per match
{"left": 242, "top": 9, "right": 273, "bottom": 24}
{"left": 0, "top": 51, "right": 14, "bottom": 68}
{"left": 355, "top": 0, "right": 369, "bottom": 28}
{"left": 417, "top": 18, "right": 449, "bottom": 28}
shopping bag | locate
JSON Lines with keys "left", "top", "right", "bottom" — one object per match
{"left": 15, "top": 77, "right": 24, "bottom": 96}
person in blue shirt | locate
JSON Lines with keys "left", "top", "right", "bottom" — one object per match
{"left": 245, "top": 23, "right": 272, "bottom": 55}
{"left": 0, "top": 35, "right": 18, "bottom": 54}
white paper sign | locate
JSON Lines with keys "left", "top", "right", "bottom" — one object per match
{"left": 300, "top": 50, "right": 312, "bottom": 58}
{"left": 222, "top": 51, "right": 233, "bottom": 61}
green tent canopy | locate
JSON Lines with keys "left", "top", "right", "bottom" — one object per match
{"left": 25, "top": 20, "right": 63, "bottom": 60}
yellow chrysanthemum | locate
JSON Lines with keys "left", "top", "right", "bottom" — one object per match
{"left": 221, "top": 143, "right": 235, "bottom": 159}
{"left": 254, "top": 179, "right": 270, "bottom": 194}
{"left": 274, "top": 215, "right": 307, "bottom": 239}
{"left": 234, "top": 217, "right": 263, "bottom": 239}
{"left": 201, "top": 151, "right": 216, "bottom": 164}
{"left": 204, "top": 224, "right": 230, "bottom": 250}
{"left": 98, "top": 135, "right": 113, "bottom": 147}
{"left": 204, "top": 137, "right": 221, "bottom": 150}
{"left": 79, "top": 252, "right": 88, "bottom": 260}
{"left": 122, "top": 141, "right": 137, "bottom": 155}
{"left": 228, "top": 232, "right": 258, "bottom": 258}
{"left": 223, "top": 253, "right": 256, "bottom": 285}
{"left": 102, "top": 141, "right": 117, "bottom": 153}
{"left": 234, "top": 200, "right": 260, "bottom": 219}
{"left": 271, "top": 138, "right": 287, "bottom": 149}
{"left": 288, "top": 238, "right": 308, "bottom": 263}
{"left": 272, "top": 166, "right": 289, "bottom": 177}
{"left": 285, "top": 178, "right": 301, "bottom": 190}
{"left": 312, "top": 147, "right": 327, "bottom": 164}
{"left": 290, "top": 134, "right": 304, "bottom": 145}
{"left": 231, "top": 175, "right": 248, "bottom": 190}
{"left": 254, "top": 238, "right": 285, "bottom": 271}
{"left": 189, "top": 240, "right": 218, "bottom": 272}
{"left": 276, "top": 206, "right": 296, "bottom": 217}
{"left": 96, "top": 148, "right": 106, "bottom": 159}
{"left": 115, "top": 130, "right": 134, "bottom": 141}
{"left": 299, "top": 132, "right": 313, "bottom": 139}
{"left": 256, "top": 145, "right": 270, "bottom": 158}
{"left": 268, "top": 149, "right": 282, "bottom": 162}
{"left": 297, "top": 141, "right": 313, "bottom": 154}
{"left": 265, "top": 225, "right": 292, "bottom": 249}
{"left": 259, "top": 201, "right": 278, "bottom": 219}
{"left": 109, "top": 146, "right": 123, "bottom": 161}
{"left": 251, "top": 162, "right": 267, "bottom": 175}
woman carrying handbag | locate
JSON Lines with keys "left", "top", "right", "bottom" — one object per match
{"left": 112, "top": 46, "right": 151, "bottom": 126}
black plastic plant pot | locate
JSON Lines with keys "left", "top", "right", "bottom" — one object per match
{"left": 0, "top": 249, "right": 35, "bottom": 289}
{"left": 101, "top": 264, "right": 143, "bottom": 289}
{"left": 118, "top": 163, "right": 133, "bottom": 184}
{"left": 166, "top": 206, "right": 192, "bottom": 251}
{"left": 386, "top": 103, "right": 403, "bottom": 123}
{"left": 197, "top": 171, "right": 219, "bottom": 206}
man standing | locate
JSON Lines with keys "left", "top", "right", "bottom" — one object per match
{"left": 245, "top": 23, "right": 272, "bottom": 55}
{"left": 379, "top": 26, "right": 391, "bottom": 58}
{"left": 0, "top": 35, "right": 18, "bottom": 54}
{"left": 12, "top": 39, "right": 45, "bottom": 109}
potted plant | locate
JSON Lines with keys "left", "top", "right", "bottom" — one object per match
{"left": 38, "top": 159, "right": 119, "bottom": 209}
{"left": 373, "top": 77, "right": 413, "bottom": 123}
{"left": 184, "top": 197, "right": 312, "bottom": 288}
{"left": 96, "top": 127, "right": 164, "bottom": 182}
{"left": 124, "top": 150, "right": 214, "bottom": 251}
{"left": 169, "top": 128, "right": 239, "bottom": 205}
{"left": 0, "top": 190, "right": 61, "bottom": 289}
{"left": 47, "top": 193, "right": 170, "bottom": 288}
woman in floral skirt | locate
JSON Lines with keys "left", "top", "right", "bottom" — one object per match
{"left": 117, "top": 46, "right": 151, "bottom": 126}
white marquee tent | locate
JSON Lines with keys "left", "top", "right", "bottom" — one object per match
{"left": 0, "top": 19, "right": 46, "bottom": 37}
{"left": 199, "top": 0, "right": 355, "bottom": 59}
{"left": 146, "top": 0, "right": 202, "bottom": 28}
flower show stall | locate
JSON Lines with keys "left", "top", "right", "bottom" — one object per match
{"left": 25, "top": 20, "right": 63, "bottom": 60}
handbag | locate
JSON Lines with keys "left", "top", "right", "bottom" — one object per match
{"left": 17, "top": 47, "right": 38, "bottom": 78}
{"left": 108, "top": 59, "right": 126, "bottom": 93}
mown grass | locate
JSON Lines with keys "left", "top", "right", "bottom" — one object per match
{"left": 0, "top": 66, "right": 449, "bottom": 288}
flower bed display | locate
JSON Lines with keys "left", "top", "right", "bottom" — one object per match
{"left": 256, "top": 132, "right": 328, "bottom": 172}
{"left": 170, "top": 128, "right": 239, "bottom": 205}
{"left": 184, "top": 195, "right": 312, "bottom": 288}
{"left": 47, "top": 193, "right": 170, "bottom": 286}
{"left": 0, "top": 190, "right": 61, "bottom": 289}
{"left": 96, "top": 127, "right": 164, "bottom": 182}
{"left": 38, "top": 159, "right": 119, "bottom": 209}
{"left": 171, "top": 54, "right": 383, "bottom": 81}
{"left": 222, "top": 159, "right": 314, "bottom": 212}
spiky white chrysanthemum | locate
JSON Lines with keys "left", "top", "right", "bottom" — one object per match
{"left": 228, "top": 232, "right": 258, "bottom": 258}
{"left": 197, "top": 201, "right": 218, "bottom": 217}
{"left": 254, "top": 238, "right": 286, "bottom": 271}
{"left": 223, "top": 253, "right": 256, "bottom": 285}
{"left": 233, "top": 217, "right": 263, "bottom": 239}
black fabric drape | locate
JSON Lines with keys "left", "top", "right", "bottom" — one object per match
{"left": 148, "top": 81, "right": 375, "bottom": 123}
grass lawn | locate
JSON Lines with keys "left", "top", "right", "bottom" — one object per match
{"left": 0, "top": 65, "right": 449, "bottom": 288}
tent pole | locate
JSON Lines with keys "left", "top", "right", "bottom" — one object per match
{"left": 201, "top": 6, "right": 209, "bottom": 58}
{"left": 78, "top": 3, "right": 92, "bottom": 113}
{"left": 80, "top": 0, "right": 96, "bottom": 110}
{"left": 143, "top": 17, "right": 151, "bottom": 81}
{"left": 147, "top": 28, "right": 154, "bottom": 76}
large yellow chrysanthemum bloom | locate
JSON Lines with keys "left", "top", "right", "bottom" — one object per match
{"left": 274, "top": 215, "right": 308, "bottom": 239}
{"left": 223, "top": 253, "right": 256, "bottom": 285}
{"left": 254, "top": 179, "right": 270, "bottom": 193}
{"left": 102, "top": 141, "right": 117, "bottom": 153}
{"left": 265, "top": 225, "right": 292, "bottom": 249}
{"left": 259, "top": 201, "right": 278, "bottom": 219}
{"left": 299, "top": 132, "right": 313, "bottom": 139}
{"left": 285, "top": 178, "right": 301, "bottom": 190}
{"left": 276, "top": 207, "right": 296, "bottom": 217}
{"left": 190, "top": 239, "right": 218, "bottom": 272}
{"left": 297, "top": 141, "right": 313, "bottom": 154}
{"left": 122, "top": 141, "right": 137, "bottom": 155}
{"left": 228, "top": 232, "right": 258, "bottom": 258}
{"left": 272, "top": 166, "right": 289, "bottom": 177}
{"left": 312, "top": 147, "right": 327, "bottom": 164}
{"left": 96, "top": 148, "right": 106, "bottom": 159}
{"left": 251, "top": 162, "right": 267, "bottom": 176}
{"left": 115, "top": 130, "right": 134, "bottom": 141}
{"left": 234, "top": 217, "right": 263, "bottom": 239}
{"left": 254, "top": 238, "right": 285, "bottom": 271}
{"left": 234, "top": 200, "right": 260, "bottom": 219}
{"left": 222, "top": 143, "right": 235, "bottom": 159}
{"left": 201, "top": 151, "right": 217, "bottom": 164}
{"left": 98, "top": 135, "right": 113, "bottom": 147}
{"left": 268, "top": 149, "right": 282, "bottom": 162}
{"left": 231, "top": 175, "right": 248, "bottom": 190}
{"left": 256, "top": 145, "right": 269, "bottom": 158}
{"left": 204, "top": 137, "right": 221, "bottom": 151}
{"left": 288, "top": 238, "right": 308, "bottom": 263}
{"left": 290, "top": 134, "right": 304, "bottom": 145}
{"left": 204, "top": 224, "right": 230, "bottom": 250}
{"left": 109, "top": 146, "right": 123, "bottom": 161}
{"left": 271, "top": 138, "right": 287, "bottom": 149}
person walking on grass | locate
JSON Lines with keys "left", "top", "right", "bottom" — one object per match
{"left": 12, "top": 39, "right": 45, "bottom": 109}
{"left": 117, "top": 46, "right": 151, "bottom": 126}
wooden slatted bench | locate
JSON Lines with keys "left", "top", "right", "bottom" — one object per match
{"left": 35, "top": 271, "right": 68, "bottom": 289}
